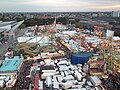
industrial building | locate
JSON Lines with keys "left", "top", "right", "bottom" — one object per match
{"left": 112, "top": 11, "right": 120, "bottom": 17}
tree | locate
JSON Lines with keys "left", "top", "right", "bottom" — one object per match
{"left": 19, "top": 24, "right": 26, "bottom": 29}
{"left": 75, "top": 24, "right": 83, "bottom": 29}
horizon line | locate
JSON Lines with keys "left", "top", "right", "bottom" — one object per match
{"left": 0, "top": 11, "right": 115, "bottom": 13}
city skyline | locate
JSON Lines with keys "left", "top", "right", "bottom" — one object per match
{"left": 0, "top": 0, "right": 120, "bottom": 12}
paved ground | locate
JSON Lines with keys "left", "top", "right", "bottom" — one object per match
{"left": 0, "top": 29, "right": 27, "bottom": 60}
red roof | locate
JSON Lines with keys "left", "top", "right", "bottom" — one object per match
{"left": 34, "top": 74, "right": 40, "bottom": 90}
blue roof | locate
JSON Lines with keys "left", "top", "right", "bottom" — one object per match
{"left": 71, "top": 52, "right": 94, "bottom": 64}
{"left": 72, "top": 52, "right": 93, "bottom": 57}
{"left": 69, "top": 26, "right": 76, "bottom": 30}
{"left": 0, "top": 59, "right": 22, "bottom": 71}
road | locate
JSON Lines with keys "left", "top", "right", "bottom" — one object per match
{"left": 0, "top": 28, "right": 27, "bottom": 60}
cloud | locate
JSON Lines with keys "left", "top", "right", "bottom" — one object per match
{"left": 0, "top": 0, "right": 120, "bottom": 12}
{"left": 92, "top": 4, "right": 120, "bottom": 10}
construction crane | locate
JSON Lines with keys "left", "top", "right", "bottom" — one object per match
{"left": 15, "top": 36, "right": 45, "bottom": 57}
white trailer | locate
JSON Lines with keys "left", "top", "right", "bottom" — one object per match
{"left": 90, "top": 76, "right": 101, "bottom": 86}
{"left": 56, "top": 75, "right": 63, "bottom": 83}
{"left": 53, "top": 82, "right": 59, "bottom": 89}
{"left": 46, "top": 76, "right": 52, "bottom": 87}
{"left": 60, "top": 81, "right": 73, "bottom": 90}
{"left": 39, "top": 81, "right": 43, "bottom": 90}
{"left": 74, "top": 70, "right": 82, "bottom": 81}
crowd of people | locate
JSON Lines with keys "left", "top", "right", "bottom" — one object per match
{"left": 12, "top": 60, "right": 37, "bottom": 90}
{"left": 102, "top": 74, "right": 120, "bottom": 90}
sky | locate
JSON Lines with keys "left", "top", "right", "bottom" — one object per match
{"left": 0, "top": 0, "right": 120, "bottom": 12}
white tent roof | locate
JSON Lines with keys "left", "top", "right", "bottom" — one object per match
{"left": 17, "top": 36, "right": 50, "bottom": 44}
{"left": 113, "top": 36, "right": 120, "bottom": 41}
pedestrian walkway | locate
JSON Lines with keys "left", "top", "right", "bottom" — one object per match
{"left": 0, "top": 43, "right": 9, "bottom": 60}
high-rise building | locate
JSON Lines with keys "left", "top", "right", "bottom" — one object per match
{"left": 112, "top": 11, "right": 120, "bottom": 17}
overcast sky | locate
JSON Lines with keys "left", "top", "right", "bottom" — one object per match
{"left": 0, "top": 0, "right": 120, "bottom": 12}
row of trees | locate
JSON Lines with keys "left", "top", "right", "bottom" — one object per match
{"left": 21, "top": 17, "right": 120, "bottom": 37}
{"left": 23, "top": 17, "right": 69, "bottom": 27}
{"left": 20, "top": 17, "right": 91, "bottom": 30}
